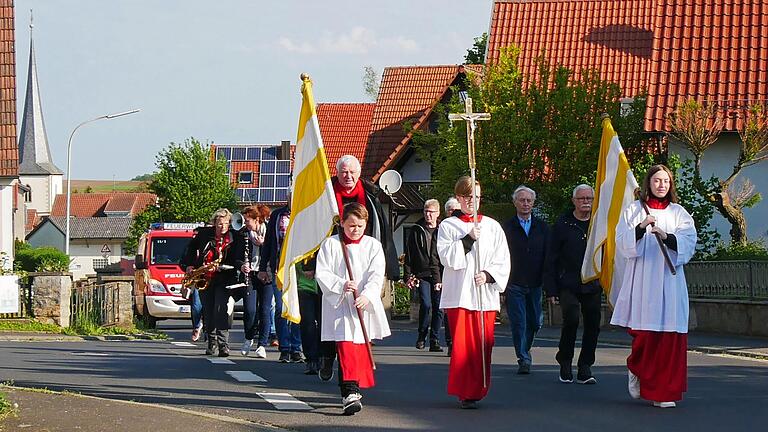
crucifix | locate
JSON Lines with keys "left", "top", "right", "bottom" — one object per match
{"left": 448, "top": 97, "right": 491, "bottom": 387}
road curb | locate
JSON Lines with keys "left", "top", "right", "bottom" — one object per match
{"left": 1, "top": 385, "right": 287, "bottom": 431}
{"left": 0, "top": 332, "right": 160, "bottom": 342}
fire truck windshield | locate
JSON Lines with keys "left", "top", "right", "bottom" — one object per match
{"left": 151, "top": 238, "right": 190, "bottom": 265}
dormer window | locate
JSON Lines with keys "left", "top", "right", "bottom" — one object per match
{"left": 238, "top": 171, "right": 253, "bottom": 184}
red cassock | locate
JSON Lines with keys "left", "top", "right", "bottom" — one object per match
{"left": 446, "top": 308, "right": 496, "bottom": 400}
{"left": 337, "top": 341, "right": 375, "bottom": 388}
{"left": 627, "top": 330, "right": 687, "bottom": 402}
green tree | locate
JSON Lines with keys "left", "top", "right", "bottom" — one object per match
{"left": 131, "top": 173, "right": 156, "bottom": 182}
{"left": 413, "top": 47, "right": 627, "bottom": 220}
{"left": 362, "top": 65, "right": 380, "bottom": 101}
{"left": 464, "top": 33, "right": 487, "bottom": 65}
{"left": 124, "top": 138, "right": 237, "bottom": 254}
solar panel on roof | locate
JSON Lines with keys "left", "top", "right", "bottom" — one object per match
{"left": 217, "top": 147, "right": 231, "bottom": 160}
{"left": 276, "top": 160, "right": 290, "bottom": 173}
{"left": 247, "top": 147, "right": 261, "bottom": 161}
{"left": 263, "top": 147, "right": 277, "bottom": 160}
{"left": 276, "top": 175, "right": 290, "bottom": 188}
{"left": 275, "top": 189, "right": 288, "bottom": 202}
{"left": 261, "top": 175, "right": 275, "bottom": 187}
{"left": 261, "top": 189, "right": 274, "bottom": 202}
{"left": 261, "top": 161, "right": 275, "bottom": 174}
{"left": 232, "top": 147, "right": 246, "bottom": 161}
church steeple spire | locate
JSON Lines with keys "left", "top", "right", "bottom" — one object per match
{"left": 18, "top": 10, "right": 62, "bottom": 175}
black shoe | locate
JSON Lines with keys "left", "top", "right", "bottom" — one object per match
{"left": 318, "top": 356, "right": 334, "bottom": 381}
{"left": 429, "top": 342, "right": 444, "bottom": 352}
{"left": 206, "top": 340, "right": 217, "bottom": 356}
{"left": 559, "top": 364, "right": 573, "bottom": 383}
{"left": 279, "top": 351, "right": 290, "bottom": 363}
{"left": 517, "top": 363, "right": 531, "bottom": 375}
{"left": 460, "top": 399, "right": 479, "bottom": 409}
{"left": 577, "top": 366, "right": 597, "bottom": 384}
{"left": 218, "top": 345, "right": 230, "bottom": 357}
{"left": 446, "top": 345, "right": 452, "bottom": 357}
{"left": 304, "top": 360, "right": 319, "bottom": 375}
{"left": 416, "top": 340, "right": 426, "bottom": 350}
{"left": 290, "top": 351, "right": 305, "bottom": 363}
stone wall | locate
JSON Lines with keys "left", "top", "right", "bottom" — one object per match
{"left": 98, "top": 276, "right": 134, "bottom": 328}
{"left": 31, "top": 272, "right": 72, "bottom": 327}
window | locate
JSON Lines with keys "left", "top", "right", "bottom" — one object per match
{"left": 150, "top": 237, "right": 191, "bottom": 265}
{"left": 93, "top": 258, "right": 109, "bottom": 269}
{"left": 238, "top": 171, "right": 253, "bottom": 184}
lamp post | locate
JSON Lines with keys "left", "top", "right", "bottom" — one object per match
{"left": 65, "top": 109, "right": 141, "bottom": 256}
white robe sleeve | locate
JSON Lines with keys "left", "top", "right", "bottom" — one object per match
{"left": 359, "top": 241, "right": 386, "bottom": 310}
{"left": 316, "top": 237, "right": 346, "bottom": 308}
{"left": 483, "top": 222, "right": 511, "bottom": 292}
{"left": 437, "top": 219, "right": 469, "bottom": 270}
{"left": 616, "top": 201, "right": 646, "bottom": 259}
{"left": 669, "top": 204, "right": 697, "bottom": 267}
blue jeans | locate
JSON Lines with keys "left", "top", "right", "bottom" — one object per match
{"left": 231, "top": 275, "right": 272, "bottom": 345}
{"left": 272, "top": 281, "right": 302, "bottom": 353}
{"left": 190, "top": 288, "right": 202, "bottom": 329}
{"left": 505, "top": 284, "right": 543, "bottom": 365}
{"left": 416, "top": 279, "right": 446, "bottom": 344}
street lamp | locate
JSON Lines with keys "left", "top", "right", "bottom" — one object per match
{"left": 65, "top": 109, "right": 141, "bottom": 256}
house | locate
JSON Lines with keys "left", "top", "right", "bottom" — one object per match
{"left": 487, "top": 0, "right": 768, "bottom": 239}
{"left": 211, "top": 142, "right": 293, "bottom": 205}
{"left": 50, "top": 192, "right": 157, "bottom": 218}
{"left": 26, "top": 216, "right": 132, "bottom": 281}
{"left": 317, "top": 102, "right": 375, "bottom": 177}
{"left": 0, "top": 1, "right": 22, "bottom": 271}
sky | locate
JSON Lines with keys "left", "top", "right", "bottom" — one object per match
{"left": 13, "top": 0, "right": 493, "bottom": 180}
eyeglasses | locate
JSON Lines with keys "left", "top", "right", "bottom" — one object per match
{"left": 575, "top": 197, "right": 594, "bottom": 202}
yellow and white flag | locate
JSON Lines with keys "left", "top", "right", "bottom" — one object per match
{"left": 276, "top": 75, "right": 339, "bottom": 323}
{"left": 581, "top": 117, "right": 638, "bottom": 306}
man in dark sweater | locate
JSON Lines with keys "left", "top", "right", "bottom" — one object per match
{"left": 404, "top": 199, "right": 446, "bottom": 352}
{"left": 544, "top": 184, "right": 602, "bottom": 385}
{"left": 502, "top": 186, "right": 549, "bottom": 374}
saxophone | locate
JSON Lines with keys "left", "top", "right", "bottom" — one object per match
{"left": 181, "top": 254, "right": 223, "bottom": 292}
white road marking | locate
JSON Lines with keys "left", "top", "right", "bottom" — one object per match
{"left": 256, "top": 392, "right": 312, "bottom": 411}
{"left": 70, "top": 352, "right": 109, "bottom": 356}
{"left": 171, "top": 341, "right": 196, "bottom": 347}
{"left": 225, "top": 371, "right": 267, "bottom": 382}
{"left": 208, "top": 358, "right": 235, "bottom": 364}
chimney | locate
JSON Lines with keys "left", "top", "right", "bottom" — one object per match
{"left": 281, "top": 140, "right": 291, "bottom": 160}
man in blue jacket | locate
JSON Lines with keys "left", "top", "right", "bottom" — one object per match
{"left": 502, "top": 186, "right": 549, "bottom": 375}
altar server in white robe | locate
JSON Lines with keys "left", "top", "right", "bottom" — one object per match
{"left": 437, "top": 176, "right": 510, "bottom": 409}
{"left": 611, "top": 165, "right": 697, "bottom": 408}
{"left": 316, "top": 202, "right": 391, "bottom": 416}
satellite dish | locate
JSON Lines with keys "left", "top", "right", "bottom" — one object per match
{"left": 378, "top": 170, "right": 402, "bottom": 195}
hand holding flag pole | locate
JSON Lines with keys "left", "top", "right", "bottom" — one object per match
{"left": 639, "top": 200, "right": 677, "bottom": 275}
{"left": 448, "top": 97, "right": 491, "bottom": 387}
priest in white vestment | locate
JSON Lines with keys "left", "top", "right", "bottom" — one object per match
{"left": 437, "top": 176, "right": 510, "bottom": 409}
{"left": 611, "top": 165, "right": 697, "bottom": 408}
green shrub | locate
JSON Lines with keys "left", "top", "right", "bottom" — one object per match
{"left": 14, "top": 244, "right": 69, "bottom": 272}
{"left": 706, "top": 240, "right": 768, "bottom": 261}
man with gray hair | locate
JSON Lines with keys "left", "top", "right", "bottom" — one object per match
{"left": 544, "top": 184, "right": 601, "bottom": 385}
{"left": 502, "top": 185, "right": 549, "bottom": 374}
{"left": 404, "top": 199, "right": 447, "bottom": 351}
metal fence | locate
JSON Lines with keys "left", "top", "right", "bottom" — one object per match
{"left": 685, "top": 260, "right": 768, "bottom": 300}
{"left": 70, "top": 282, "right": 120, "bottom": 327}
{"left": 0, "top": 277, "right": 33, "bottom": 319}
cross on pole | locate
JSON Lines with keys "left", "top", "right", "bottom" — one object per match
{"left": 448, "top": 96, "right": 491, "bottom": 388}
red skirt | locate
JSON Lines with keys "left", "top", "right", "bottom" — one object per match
{"left": 627, "top": 329, "right": 687, "bottom": 402}
{"left": 336, "top": 341, "right": 375, "bottom": 388}
{"left": 445, "top": 308, "right": 496, "bottom": 401}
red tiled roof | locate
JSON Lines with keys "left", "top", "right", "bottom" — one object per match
{"left": 230, "top": 161, "right": 260, "bottom": 186}
{"left": 487, "top": 0, "right": 655, "bottom": 99}
{"left": 51, "top": 193, "right": 157, "bottom": 217}
{"left": 317, "top": 103, "right": 375, "bottom": 176}
{"left": 25, "top": 208, "right": 39, "bottom": 234}
{"left": 645, "top": 0, "right": 768, "bottom": 131}
{"left": 0, "top": 0, "right": 17, "bottom": 177}
{"left": 362, "top": 65, "right": 481, "bottom": 180}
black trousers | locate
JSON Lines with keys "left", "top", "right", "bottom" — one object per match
{"left": 298, "top": 290, "right": 323, "bottom": 363}
{"left": 201, "top": 285, "right": 232, "bottom": 348}
{"left": 556, "top": 289, "right": 601, "bottom": 369}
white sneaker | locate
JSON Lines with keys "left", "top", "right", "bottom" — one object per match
{"left": 653, "top": 401, "right": 676, "bottom": 408}
{"left": 342, "top": 393, "right": 363, "bottom": 415}
{"left": 628, "top": 369, "right": 640, "bottom": 399}
{"left": 254, "top": 345, "right": 267, "bottom": 359}
{"left": 241, "top": 339, "right": 253, "bottom": 356}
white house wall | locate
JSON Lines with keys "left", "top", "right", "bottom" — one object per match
{"left": 0, "top": 178, "right": 15, "bottom": 271}
{"left": 669, "top": 135, "right": 768, "bottom": 241}
{"left": 68, "top": 240, "right": 124, "bottom": 281}
{"left": 19, "top": 174, "right": 62, "bottom": 216}
{"left": 399, "top": 152, "right": 431, "bottom": 182}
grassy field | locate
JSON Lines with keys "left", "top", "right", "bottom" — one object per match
{"left": 64, "top": 180, "right": 147, "bottom": 194}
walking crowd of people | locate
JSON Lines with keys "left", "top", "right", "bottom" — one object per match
{"left": 179, "top": 155, "right": 698, "bottom": 414}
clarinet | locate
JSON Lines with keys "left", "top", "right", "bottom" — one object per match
{"left": 243, "top": 228, "right": 251, "bottom": 287}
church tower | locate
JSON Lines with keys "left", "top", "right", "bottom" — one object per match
{"left": 18, "top": 13, "right": 63, "bottom": 216}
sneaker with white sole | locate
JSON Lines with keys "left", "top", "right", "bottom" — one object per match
{"left": 254, "top": 345, "right": 267, "bottom": 359}
{"left": 342, "top": 393, "right": 363, "bottom": 415}
{"left": 241, "top": 339, "right": 253, "bottom": 356}
{"left": 653, "top": 401, "right": 676, "bottom": 408}
{"left": 628, "top": 369, "right": 640, "bottom": 399}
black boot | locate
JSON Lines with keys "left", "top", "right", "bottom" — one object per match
{"left": 206, "top": 337, "right": 217, "bottom": 356}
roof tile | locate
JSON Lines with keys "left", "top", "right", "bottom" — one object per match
{"left": 51, "top": 192, "right": 157, "bottom": 217}
{"left": 317, "top": 103, "right": 375, "bottom": 176}
{"left": 0, "top": 0, "right": 17, "bottom": 177}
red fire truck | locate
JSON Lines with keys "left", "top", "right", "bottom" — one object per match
{"left": 133, "top": 223, "right": 201, "bottom": 327}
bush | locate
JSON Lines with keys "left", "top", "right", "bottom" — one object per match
{"left": 14, "top": 244, "right": 70, "bottom": 272}
{"left": 706, "top": 240, "right": 768, "bottom": 261}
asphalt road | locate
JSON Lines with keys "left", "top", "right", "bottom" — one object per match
{"left": 1, "top": 320, "right": 767, "bottom": 431}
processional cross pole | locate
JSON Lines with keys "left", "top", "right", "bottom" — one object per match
{"left": 448, "top": 97, "right": 491, "bottom": 387}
